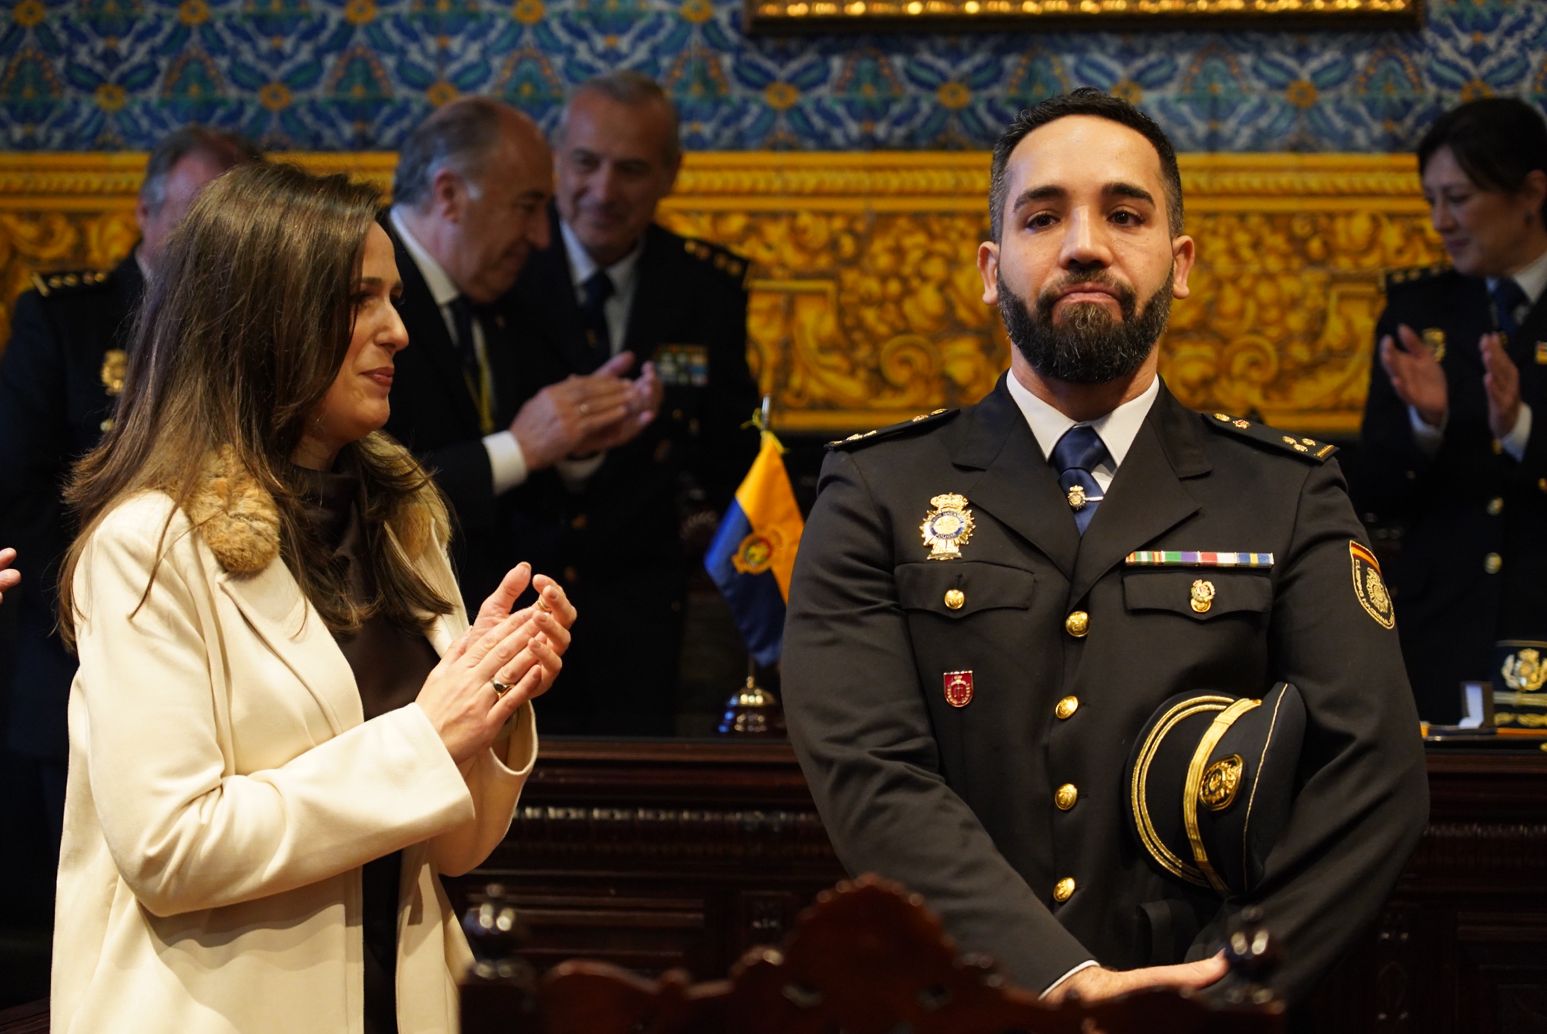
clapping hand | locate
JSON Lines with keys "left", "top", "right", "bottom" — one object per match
{"left": 0, "top": 547, "right": 17, "bottom": 606}
{"left": 416, "top": 562, "right": 576, "bottom": 764}
{"left": 1378, "top": 324, "right": 1448, "bottom": 429}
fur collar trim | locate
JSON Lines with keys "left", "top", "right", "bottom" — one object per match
{"left": 184, "top": 436, "right": 445, "bottom": 575}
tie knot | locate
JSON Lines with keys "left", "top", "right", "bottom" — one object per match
{"left": 1051, "top": 425, "right": 1109, "bottom": 475}
{"left": 583, "top": 269, "right": 614, "bottom": 310}
{"left": 1492, "top": 278, "right": 1528, "bottom": 330}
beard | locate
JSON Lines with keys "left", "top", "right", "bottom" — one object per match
{"left": 998, "top": 267, "right": 1172, "bottom": 385}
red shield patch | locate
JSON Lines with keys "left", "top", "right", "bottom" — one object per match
{"left": 944, "top": 670, "right": 974, "bottom": 708}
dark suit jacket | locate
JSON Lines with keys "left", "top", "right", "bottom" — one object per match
{"left": 0, "top": 255, "right": 144, "bottom": 760}
{"left": 783, "top": 377, "right": 1428, "bottom": 1004}
{"left": 501, "top": 209, "right": 759, "bottom": 733}
{"left": 1356, "top": 266, "right": 1547, "bottom": 721}
{"left": 379, "top": 213, "right": 526, "bottom": 608}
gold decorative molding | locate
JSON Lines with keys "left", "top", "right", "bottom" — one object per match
{"left": 0, "top": 150, "right": 1439, "bottom": 436}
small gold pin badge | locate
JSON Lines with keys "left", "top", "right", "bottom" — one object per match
{"left": 1422, "top": 327, "right": 1446, "bottom": 362}
{"left": 921, "top": 493, "right": 975, "bottom": 561}
{"left": 943, "top": 670, "right": 974, "bottom": 708}
{"left": 1067, "top": 484, "right": 1088, "bottom": 510}
{"left": 1190, "top": 578, "right": 1215, "bottom": 614}
{"left": 100, "top": 349, "right": 128, "bottom": 396}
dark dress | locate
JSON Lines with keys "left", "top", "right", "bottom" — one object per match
{"left": 296, "top": 465, "right": 441, "bottom": 1034}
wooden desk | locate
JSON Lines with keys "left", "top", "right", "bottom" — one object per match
{"left": 456, "top": 742, "right": 1547, "bottom": 1034}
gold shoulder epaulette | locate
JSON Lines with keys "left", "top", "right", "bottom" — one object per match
{"left": 1204, "top": 412, "right": 1337, "bottom": 463}
{"left": 1380, "top": 262, "right": 1451, "bottom": 294}
{"left": 682, "top": 237, "right": 749, "bottom": 282}
{"left": 827, "top": 408, "right": 958, "bottom": 450}
{"left": 31, "top": 268, "right": 111, "bottom": 298}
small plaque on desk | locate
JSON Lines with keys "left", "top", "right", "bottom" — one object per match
{"left": 1492, "top": 640, "right": 1547, "bottom": 733}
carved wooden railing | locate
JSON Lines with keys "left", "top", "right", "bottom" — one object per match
{"left": 0, "top": 151, "right": 1439, "bottom": 436}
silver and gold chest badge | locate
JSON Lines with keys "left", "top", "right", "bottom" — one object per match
{"left": 1349, "top": 541, "right": 1395, "bottom": 629}
{"left": 921, "top": 493, "right": 975, "bottom": 560}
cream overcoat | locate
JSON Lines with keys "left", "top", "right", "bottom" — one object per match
{"left": 52, "top": 442, "right": 536, "bottom": 1033}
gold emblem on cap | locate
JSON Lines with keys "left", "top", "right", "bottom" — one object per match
{"left": 1066, "top": 483, "right": 1088, "bottom": 510}
{"left": 1199, "top": 754, "right": 1244, "bottom": 811}
{"left": 1422, "top": 327, "right": 1446, "bottom": 362}
{"left": 100, "top": 348, "right": 128, "bottom": 396}
{"left": 920, "top": 493, "right": 974, "bottom": 561}
{"left": 1502, "top": 648, "right": 1547, "bottom": 693}
{"left": 943, "top": 588, "right": 965, "bottom": 610}
{"left": 1190, "top": 579, "right": 1215, "bottom": 614}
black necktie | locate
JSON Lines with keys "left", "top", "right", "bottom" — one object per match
{"left": 1491, "top": 278, "right": 1528, "bottom": 340}
{"left": 580, "top": 270, "right": 614, "bottom": 372}
{"left": 449, "top": 295, "right": 494, "bottom": 434}
{"left": 1051, "top": 425, "right": 1111, "bottom": 535}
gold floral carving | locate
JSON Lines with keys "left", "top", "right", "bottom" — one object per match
{"left": 0, "top": 151, "right": 1438, "bottom": 435}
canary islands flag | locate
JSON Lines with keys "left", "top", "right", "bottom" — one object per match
{"left": 705, "top": 430, "right": 805, "bottom": 666}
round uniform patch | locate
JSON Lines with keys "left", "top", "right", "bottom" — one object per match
{"left": 1349, "top": 541, "right": 1395, "bottom": 629}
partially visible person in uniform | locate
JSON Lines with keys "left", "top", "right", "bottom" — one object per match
{"left": 1357, "top": 97, "right": 1547, "bottom": 724}
{"left": 52, "top": 162, "right": 576, "bottom": 1034}
{"left": 0, "top": 546, "right": 16, "bottom": 605}
{"left": 783, "top": 89, "right": 1428, "bottom": 1009}
{"left": 507, "top": 71, "right": 760, "bottom": 736}
{"left": 0, "top": 124, "right": 258, "bottom": 861}
{"left": 382, "top": 97, "right": 657, "bottom": 612}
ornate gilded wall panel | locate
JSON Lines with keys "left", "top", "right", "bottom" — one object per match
{"left": 0, "top": 151, "right": 1438, "bottom": 436}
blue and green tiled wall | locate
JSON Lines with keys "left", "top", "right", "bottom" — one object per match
{"left": 1, "top": 0, "right": 1544, "bottom": 153}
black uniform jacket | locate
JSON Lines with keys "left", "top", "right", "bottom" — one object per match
{"left": 1357, "top": 266, "right": 1547, "bottom": 722}
{"left": 0, "top": 255, "right": 144, "bottom": 758}
{"left": 497, "top": 210, "right": 759, "bottom": 732}
{"left": 379, "top": 214, "right": 527, "bottom": 608}
{"left": 783, "top": 376, "right": 1428, "bottom": 1004}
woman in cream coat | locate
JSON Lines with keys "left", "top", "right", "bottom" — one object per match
{"left": 52, "top": 163, "right": 575, "bottom": 1034}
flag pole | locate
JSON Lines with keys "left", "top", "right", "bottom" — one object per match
{"left": 717, "top": 395, "right": 787, "bottom": 737}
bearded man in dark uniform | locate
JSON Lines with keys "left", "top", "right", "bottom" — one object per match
{"left": 782, "top": 89, "right": 1428, "bottom": 1009}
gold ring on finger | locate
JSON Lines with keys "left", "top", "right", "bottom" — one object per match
{"left": 491, "top": 677, "right": 514, "bottom": 699}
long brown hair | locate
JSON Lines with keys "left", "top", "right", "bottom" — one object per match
{"left": 59, "top": 162, "right": 454, "bottom": 643}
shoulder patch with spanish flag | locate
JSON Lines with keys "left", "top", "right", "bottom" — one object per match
{"left": 1349, "top": 541, "right": 1395, "bottom": 629}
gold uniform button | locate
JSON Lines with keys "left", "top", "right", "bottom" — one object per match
{"left": 944, "top": 588, "right": 965, "bottom": 610}
{"left": 1053, "top": 877, "right": 1076, "bottom": 903}
{"left": 1539, "top": 478, "right": 1547, "bottom": 493}
{"left": 570, "top": 513, "right": 588, "bottom": 530}
{"left": 1487, "top": 497, "right": 1504, "bottom": 516}
{"left": 1065, "top": 610, "right": 1089, "bottom": 638}
{"left": 1484, "top": 553, "right": 1503, "bottom": 575}
{"left": 1054, "top": 784, "right": 1078, "bottom": 810}
{"left": 1055, "top": 695, "right": 1079, "bottom": 720}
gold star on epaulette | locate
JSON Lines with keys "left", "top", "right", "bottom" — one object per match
{"left": 1206, "top": 412, "right": 1336, "bottom": 462}
{"left": 32, "top": 268, "right": 110, "bottom": 298}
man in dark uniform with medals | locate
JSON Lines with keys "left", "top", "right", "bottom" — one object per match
{"left": 1357, "top": 97, "right": 1547, "bottom": 724}
{"left": 783, "top": 90, "right": 1428, "bottom": 1008}
{"left": 505, "top": 72, "right": 759, "bottom": 736}
{"left": 0, "top": 127, "right": 256, "bottom": 973}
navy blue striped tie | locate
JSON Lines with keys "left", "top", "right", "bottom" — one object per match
{"left": 1051, "top": 425, "right": 1110, "bottom": 535}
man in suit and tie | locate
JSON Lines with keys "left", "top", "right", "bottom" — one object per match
{"left": 506, "top": 73, "right": 759, "bottom": 736}
{"left": 782, "top": 89, "right": 1427, "bottom": 1011}
{"left": 383, "top": 97, "right": 659, "bottom": 610}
